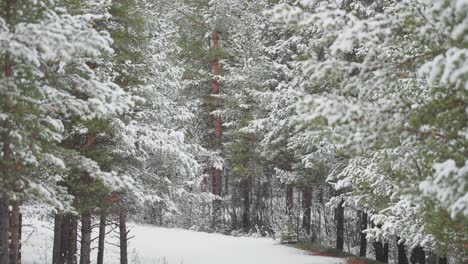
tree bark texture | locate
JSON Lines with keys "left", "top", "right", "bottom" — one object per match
{"left": 410, "top": 246, "right": 425, "bottom": 264}
{"left": 286, "top": 185, "right": 293, "bottom": 216}
{"left": 0, "top": 192, "right": 9, "bottom": 264}
{"left": 210, "top": 31, "right": 222, "bottom": 229}
{"left": 97, "top": 213, "right": 106, "bottom": 264}
{"left": 9, "top": 200, "right": 20, "bottom": 264}
{"left": 301, "top": 188, "right": 312, "bottom": 235}
{"left": 80, "top": 210, "right": 92, "bottom": 264}
{"left": 397, "top": 238, "right": 408, "bottom": 264}
{"left": 241, "top": 177, "right": 251, "bottom": 232}
{"left": 335, "top": 200, "right": 344, "bottom": 251}
{"left": 1, "top": 0, "right": 14, "bottom": 261}
{"left": 52, "top": 214, "right": 63, "bottom": 264}
{"left": 67, "top": 216, "right": 77, "bottom": 264}
{"left": 119, "top": 209, "right": 128, "bottom": 264}
{"left": 359, "top": 211, "right": 367, "bottom": 257}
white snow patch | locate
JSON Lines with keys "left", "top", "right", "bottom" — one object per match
{"left": 22, "top": 218, "right": 345, "bottom": 264}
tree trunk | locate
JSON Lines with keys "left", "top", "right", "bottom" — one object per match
{"left": 210, "top": 31, "right": 222, "bottom": 229}
{"left": 97, "top": 213, "right": 106, "bottom": 264}
{"left": 301, "top": 188, "right": 312, "bottom": 235}
{"left": 410, "top": 246, "right": 425, "bottom": 264}
{"left": 67, "top": 216, "right": 77, "bottom": 264}
{"left": 53, "top": 214, "right": 63, "bottom": 264}
{"left": 383, "top": 242, "right": 389, "bottom": 263}
{"left": 119, "top": 209, "right": 128, "bottom": 264}
{"left": 438, "top": 257, "right": 447, "bottom": 264}
{"left": 374, "top": 241, "right": 385, "bottom": 262}
{"left": 10, "top": 199, "right": 20, "bottom": 264}
{"left": 0, "top": 192, "right": 9, "bottom": 264}
{"left": 359, "top": 211, "right": 367, "bottom": 257}
{"left": 80, "top": 209, "right": 92, "bottom": 264}
{"left": 212, "top": 169, "right": 222, "bottom": 228}
{"left": 60, "top": 216, "right": 70, "bottom": 264}
{"left": 241, "top": 177, "right": 251, "bottom": 233}
{"left": 336, "top": 200, "right": 344, "bottom": 251}
{"left": 286, "top": 185, "right": 293, "bottom": 215}
{"left": 1, "top": 0, "right": 13, "bottom": 256}
{"left": 397, "top": 238, "right": 408, "bottom": 264}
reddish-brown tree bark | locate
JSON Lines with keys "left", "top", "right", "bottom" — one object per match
{"left": 210, "top": 31, "right": 222, "bottom": 228}
{"left": 119, "top": 209, "right": 128, "bottom": 264}
{"left": 80, "top": 209, "right": 92, "bottom": 264}
{"left": 10, "top": 199, "right": 20, "bottom": 264}
{"left": 96, "top": 213, "right": 106, "bottom": 264}
{"left": 67, "top": 216, "right": 77, "bottom": 264}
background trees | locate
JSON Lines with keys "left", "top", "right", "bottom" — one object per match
{"left": 0, "top": 0, "right": 466, "bottom": 263}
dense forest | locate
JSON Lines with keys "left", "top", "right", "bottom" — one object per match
{"left": 0, "top": 0, "right": 466, "bottom": 264}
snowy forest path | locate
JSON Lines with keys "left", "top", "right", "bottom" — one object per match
{"left": 124, "top": 225, "right": 346, "bottom": 264}
{"left": 23, "top": 218, "right": 346, "bottom": 264}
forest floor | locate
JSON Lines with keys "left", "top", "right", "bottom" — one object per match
{"left": 22, "top": 216, "right": 346, "bottom": 264}
{"left": 292, "top": 242, "right": 383, "bottom": 264}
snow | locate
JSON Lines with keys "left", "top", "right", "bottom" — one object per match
{"left": 22, "top": 218, "right": 345, "bottom": 264}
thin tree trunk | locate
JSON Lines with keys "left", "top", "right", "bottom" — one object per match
{"left": 53, "top": 214, "right": 63, "bottom": 264}
{"left": 383, "top": 242, "right": 389, "bottom": 263}
{"left": 0, "top": 192, "right": 9, "bottom": 264}
{"left": 373, "top": 241, "right": 388, "bottom": 263}
{"left": 301, "top": 188, "right": 312, "bottom": 235}
{"left": 80, "top": 209, "right": 92, "bottom": 264}
{"left": 210, "top": 31, "right": 222, "bottom": 229}
{"left": 438, "top": 257, "right": 447, "bottom": 264}
{"left": 336, "top": 200, "right": 344, "bottom": 251}
{"left": 119, "top": 209, "right": 128, "bottom": 264}
{"left": 397, "top": 238, "right": 408, "bottom": 264}
{"left": 241, "top": 177, "right": 251, "bottom": 233}
{"left": 1, "top": 0, "right": 13, "bottom": 260}
{"left": 286, "top": 185, "right": 293, "bottom": 215}
{"left": 359, "top": 211, "right": 367, "bottom": 257}
{"left": 410, "top": 246, "right": 425, "bottom": 264}
{"left": 67, "top": 216, "right": 77, "bottom": 264}
{"left": 10, "top": 199, "right": 20, "bottom": 264}
{"left": 60, "top": 216, "right": 70, "bottom": 264}
{"left": 96, "top": 213, "right": 106, "bottom": 264}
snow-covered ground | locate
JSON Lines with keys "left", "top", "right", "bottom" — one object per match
{"left": 22, "top": 217, "right": 344, "bottom": 264}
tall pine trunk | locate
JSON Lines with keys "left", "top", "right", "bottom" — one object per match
{"left": 438, "top": 257, "right": 447, "bottom": 264}
{"left": 60, "top": 216, "right": 70, "bottom": 264}
{"left": 67, "top": 216, "right": 77, "bottom": 264}
{"left": 52, "top": 214, "right": 63, "bottom": 264}
{"left": 119, "top": 209, "right": 128, "bottom": 264}
{"left": 286, "top": 185, "right": 293, "bottom": 216}
{"left": 0, "top": 192, "right": 9, "bottom": 263}
{"left": 10, "top": 199, "right": 20, "bottom": 264}
{"left": 397, "top": 238, "right": 408, "bottom": 264}
{"left": 301, "top": 188, "right": 312, "bottom": 235}
{"left": 80, "top": 209, "right": 92, "bottom": 264}
{"left": 373, "top": 241, "right": 388, "bottom": 263}
{"left": 210, "top": 31, "right": 222, "bottom": 229}
{"left": 410, "top": 246, "right": 425, "bottom": 264}
{"left": 1, "top": 0, "right": 14, "bottom": 261}
{"left": 241, "top": 177, "right": 251, "bottom": 232}
{"left": 335, "top": 200, "right": 344, "bottom": 251}
{"left": 359, "top": 211, "right": 367, "bottom": 257}
{"left": 97, "top": 213, "right": 106, "bottom": 264}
